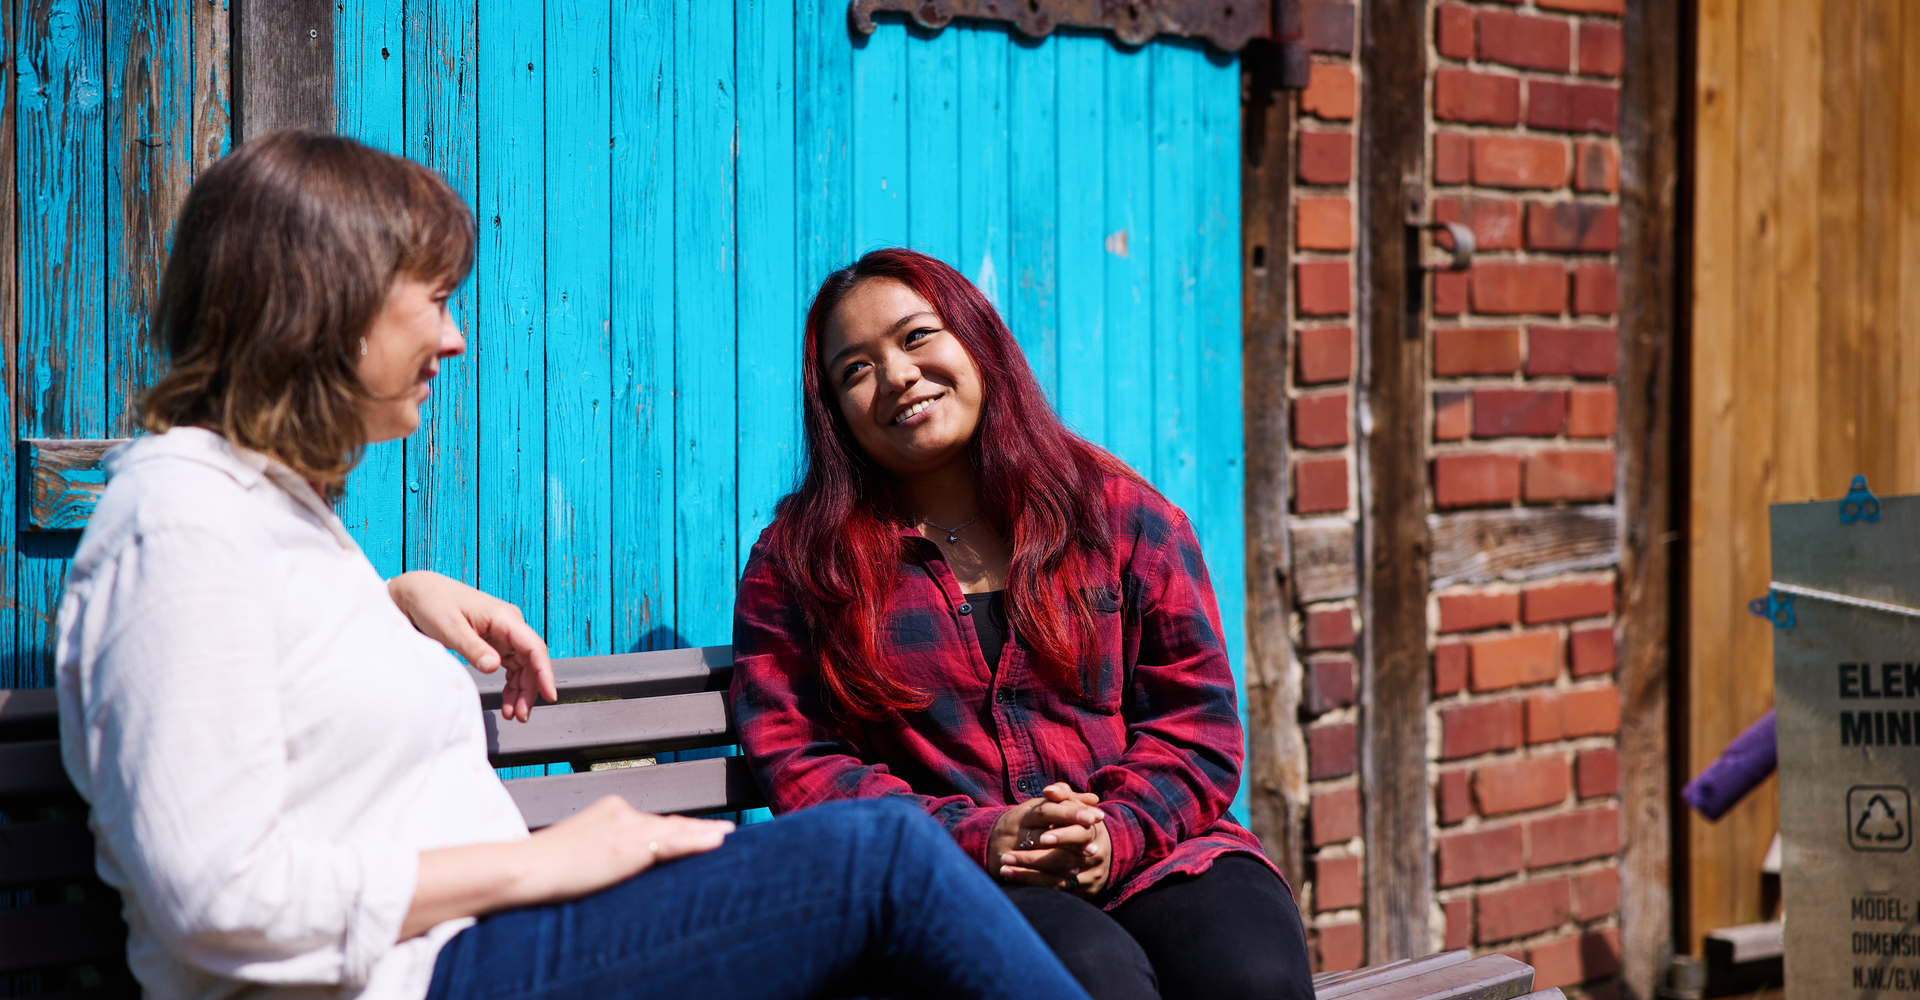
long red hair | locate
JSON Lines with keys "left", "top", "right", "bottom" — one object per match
{"left": 764, "top": 248, "right": 1141, "bottom": 719}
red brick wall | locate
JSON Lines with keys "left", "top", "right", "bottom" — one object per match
{"left": 1289, "top": 0, "right": 1626, "bottom": 990}
{"left": 1293, "top": 0, "right": 1364, "bottom": 973}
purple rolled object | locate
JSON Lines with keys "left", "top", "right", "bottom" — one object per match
{"left": 1681, "top": 709, "right": 1777, "bottom": 821}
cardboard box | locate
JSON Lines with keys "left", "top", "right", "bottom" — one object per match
{"left": 1772, "top": 490, "right": 1920, "bottom": 998}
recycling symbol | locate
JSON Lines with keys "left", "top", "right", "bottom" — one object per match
{"left": 1848, "top": 787, "right": 1912, "bottom": 852}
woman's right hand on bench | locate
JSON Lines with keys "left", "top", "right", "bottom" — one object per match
{"left": 401, "top": 795, "right": 734, "bottom": 939}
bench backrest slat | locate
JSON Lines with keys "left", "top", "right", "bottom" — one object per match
{"left": 0, "top": 819, "right": 95, "bottom": 888}
{"left": 0, "top": 740, "right": 71, "bottom": 797}
{"left": 0, "top": 899, "right": 127, "bottom": 974}
{"left": 467, "top": 645, "right": 734, "bottom": 710}
{"left": 483, "top": 691, "right": 733, "bottom": 768}
{"left": 504, "top": 756, "right": 766, "bottom": 829}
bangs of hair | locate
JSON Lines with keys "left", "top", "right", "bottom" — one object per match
{"left": 141, "top": 130, "right": 475, "bottom": 499}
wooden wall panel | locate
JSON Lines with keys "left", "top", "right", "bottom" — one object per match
{"left": 1688, "top": 0, "right": 1920, "bottom": 953}
{"left": 16, "top": 0, "right": 108, "bottom": 687}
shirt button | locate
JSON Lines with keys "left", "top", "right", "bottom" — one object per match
{"left": 1017, "top": 777, "right": 1038, "bottom": 794}
{"left": 958, "top": 603, "right": 973, "bottom": 616}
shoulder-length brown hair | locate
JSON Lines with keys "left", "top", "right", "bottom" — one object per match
{"left": 141, "top": 129, "right": 474, "bottom": 498}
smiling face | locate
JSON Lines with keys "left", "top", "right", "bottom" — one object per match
{"left": 820, "top": 277, "right": 985, "bottom": 480}
{"left": 357, "top": 276, "right": 465, "bottom": 442}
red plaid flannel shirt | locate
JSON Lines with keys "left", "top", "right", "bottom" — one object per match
{"left": 731, "top": 475, "right": 1284, "bottom": 909}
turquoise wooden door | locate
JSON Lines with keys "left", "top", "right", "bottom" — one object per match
{"left": 330, "top": 1, "right": 1247, "bottom": 812}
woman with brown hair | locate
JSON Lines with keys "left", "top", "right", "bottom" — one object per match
{"left": 54, "top": 132, "right": 1091, "bottom": 1000}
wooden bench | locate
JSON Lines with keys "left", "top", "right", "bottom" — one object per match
{"left": 0, "top": 624, "right": 1544, "bottom": 1000}
{"left": 0, "top": 648, "right": 760, "bottom": 995}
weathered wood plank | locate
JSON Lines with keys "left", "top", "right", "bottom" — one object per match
{"left": 1100, "top": 43, "right": 1153, "bottom": 473}
{"left": 1148, "top": 42, "right": 1198, "bottom": 512}
{"left": 1357, "top": 0, "right": 1431, "bottom": 961}
{"left": 1616, "top": 0, "right": 1683, "bottom": 991}
{"left": 851, "top": 15, "right": 909, "bottom": 254}
{"left": 1241, "top": 27, "right": 1308, "bottom": 894}
{"left": 107, "top": 0, "right": 193, "bottom": 439}
{"left": 0, "top": 0, "right": 20, "bottom": 690}
{"left": 953, "top": 22, "right": 1007, "bottom": 325}
{"left": 1189, "top": 45, "right": 1250, "bottom": 824}
{"left": 1007, "top": 34, "right": 1058, "bottom": 399}
{"left": 608, "top": 0, "right": 672, "bottom": 659}
{"left": 475, "top": 0, "right": 547, "bottom": 655}
{"left": 1427, "top": 505, "right": 1621, "bottom": 590}
{"left": 903, "top": 26, "right": 960, "bottom": 265}
{"left": 189, "top": 0, "right": 230, "bottom": 174}
{"left": 1291, "top": 516, "right": 1357, "bottom": 602}
{"left": 234, "top": 0, "right": 331, "bottom": 138}
{"left": 674, "top": 0, "right": 737, "bottom": 653}
{"left": 332, "top": 0, "right": 404, "bottom": 577}
{"left": 733, "top": 0, "right": 798, "bottom": 577}
{"left": 404, "top": 0, "right": 477, "bottom": 584}
{"left": 18, "top": 0, "right": 109, "bottom": 688}
{"left": 504, "top": 755, "right": 766, "bottom": 829}
{"left": 545, "top": 0, "right": 612, "bottom": 657}
{"left": 1053, "top": 33, "right": 1105, "bottom": 440}
{"left": 18, "top": 438, "right": 124, "bottom": 531}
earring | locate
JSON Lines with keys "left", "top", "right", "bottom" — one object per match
{"left": 359, "top": 337, "right": 368, "bottom": 356}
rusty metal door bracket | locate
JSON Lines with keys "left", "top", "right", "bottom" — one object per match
{"left": 849, "top": 0, "right": 1290, "bottom": 55}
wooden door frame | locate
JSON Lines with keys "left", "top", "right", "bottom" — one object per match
{"left": 1241, "top": 38, "right": 1307, "bottom": 890}
{"left": 1616, "top": 0, "right": 1688, "bottom": 991}
{"left": 1355, "top": 0, "right": 1432, "bottom": 962}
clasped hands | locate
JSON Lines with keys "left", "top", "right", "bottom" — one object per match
{"left": 989, "top": 782, "right": 1113, "bottom": 896}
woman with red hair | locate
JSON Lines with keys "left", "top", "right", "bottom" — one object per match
{"left": 733, "top": 249, "right": 1313, "bottom": 1000}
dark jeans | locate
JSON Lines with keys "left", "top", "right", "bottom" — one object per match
{"left": 1005, "top": 854, "right": 1314, "bottom": 1000}
{"left": 425, "top": 799, "right": 1091, "bottom": 1000}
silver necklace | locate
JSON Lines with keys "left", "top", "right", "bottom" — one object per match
{"left": 919, "top": 513, "right": 983, "bottom": 544}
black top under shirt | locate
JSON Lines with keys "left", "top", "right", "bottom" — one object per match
{"left": 964, "top": 590, "right": 1010, "bottom": 673}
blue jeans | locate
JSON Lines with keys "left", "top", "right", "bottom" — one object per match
{"left": 425, "top": 798, "right": 1093, "bottom": 1000}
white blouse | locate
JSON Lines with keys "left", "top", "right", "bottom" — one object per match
{"left": 55, "top": 428, "right": 529, "bottom": 1000}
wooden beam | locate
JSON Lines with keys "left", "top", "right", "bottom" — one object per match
{"left": 17, "top": 438, "right": 126, "bottom": 532}
{"left": 1356, "top": 0, "right": 1431, "bottom": 962}
{"left": 233, "top": 0, "right": 333, "bottom": 140}
{"left": 1618, "top": 0, "right": 1686, "bottom": 992}
{"left": 1241, "top": 39, "right": 1308, "bottom": 889}
{"left": 1428, "top": 505, "right": 1621, "bottom": 590}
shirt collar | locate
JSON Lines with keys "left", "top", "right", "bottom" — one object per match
{"left": 109, "top": 427, "right": 358, "bottom": 550}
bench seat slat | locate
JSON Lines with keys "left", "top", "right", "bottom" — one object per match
{"left": 483, "top": 692, "right": 734, "bottom": 767}
{"left": 504, "top": 756, "right": 766, "bottom": 828}
{"left": 0, "top": 900, "right": 127, "bottom": 974}
{"left": 469, "top": 645, "right": 734, "bottom": 711}
{"left": 1316, "top": 950, "right": 1472, "bottom": 999}
{"left": 0, "top": 819, "right": 95, "bottom": 888}
{"left": 0, "top": 687, "right": 58, "bottom": 740}
{"left": 1333, "top": 954, "right": 1533, "bottom": 1000}
{"left": 0, "top": 739, "right": 70, "bottom": 797}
